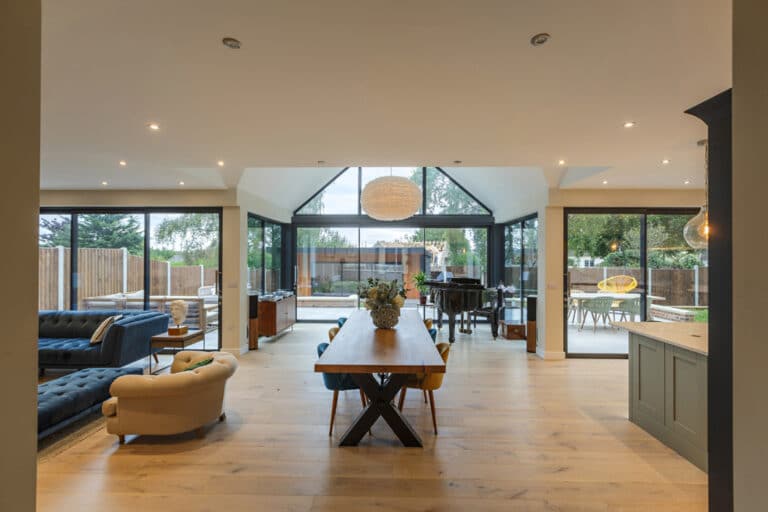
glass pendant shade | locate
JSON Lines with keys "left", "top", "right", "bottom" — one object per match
{"left": 684, "top": 206, "right": 709, "bottom": 250}
{"left": 361, "top": 176, "right": 422, "bottom": 221}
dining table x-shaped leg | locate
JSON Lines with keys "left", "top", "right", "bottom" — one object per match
{"left": 339, "top": 373, "right": 423, "bottom": 447}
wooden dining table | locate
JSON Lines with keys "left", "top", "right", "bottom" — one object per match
{"left": 315, "top": 310, "right": 446, "bottom": 447}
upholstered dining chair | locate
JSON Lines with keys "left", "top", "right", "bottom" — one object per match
{"left": 337, "top": 317, "right": 347, "bottom": 328}
{"left": 328, "top": 326, "right": 340, "bottom": 342}
{"left": 398, "top": 342, "right": 450, "bottom": 435}
{"left": 423, "top": 319, "right": 437, "bottom": 342}
{"left": 317, "top": 343, "right": 366, "bottom": 436}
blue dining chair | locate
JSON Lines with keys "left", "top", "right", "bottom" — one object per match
{"left": 337, "top": 317, "right": 347, "bottom": 328}
{"left": 428, "top": 327, "right": 438, "bottom": 342}
{"left": 317, "top": 342, "right": 366, "bottom": 436}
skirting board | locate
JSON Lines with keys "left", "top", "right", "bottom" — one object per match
{"left": 536, "top": 347, "right": 566, "bottom": 360}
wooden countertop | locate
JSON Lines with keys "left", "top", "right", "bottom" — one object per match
{"left": 613, "top": 321, "right": 708, "bottom": 356}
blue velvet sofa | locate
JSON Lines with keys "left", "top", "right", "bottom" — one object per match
{"left": 38, "top": 310, "right": 169, "bottom": 370}
{"left": 38, "top": 367, "right": 143, "bottom": 439}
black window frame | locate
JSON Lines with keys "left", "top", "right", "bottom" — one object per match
{"left": 38, "top": 206, "right": 224, "bottom": 350}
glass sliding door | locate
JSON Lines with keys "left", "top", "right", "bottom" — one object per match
{"left": 565, "top": 212, "right": 644, "bottom": 356}
{"left": 647, "top": 213, "right": 708, "bottom": 322}
{"left": 264, "top": 221, "right": 282, "bottom": 292}
{"left": 150, "top": 212, "right": 221, "bottom": 349}
{"left": 247, "top": 216, "right": 264, "bottom": 293}
{"left": 502, "top": 215, "right": 539, "bottom": 324}
{"left": 296, "top": 227, "right": 359, "bottom": 320}
{"left": 359, "top": 227, "right": 424, "bottom": 307}
{"left": 76, "top": 213, "right": 145, "bottom": 311}
{"left": 38, "top": 214, "right": 72, "bottom": 311}
{"left": 425, "top": 227, "right": 487, "bottom": 283}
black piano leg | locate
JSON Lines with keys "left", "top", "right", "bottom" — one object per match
{"left": 448, "top": 315, "right": 456, "bottom": 343}
{"left": 491, "top": 311, "right": 499, "bottom": 339}
{"left": 437, "top": 308, "right": 443, "bottom": 330}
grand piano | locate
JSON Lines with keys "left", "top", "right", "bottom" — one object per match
{"left": 426, "top": 278, "right": 502, "bottom": 343}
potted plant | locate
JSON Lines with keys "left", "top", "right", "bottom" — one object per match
{"left": 412, "top": 271, "right": 429, "bottom": 305}
{"left": 358, "top": 278, "right": 406, "bottom": 329}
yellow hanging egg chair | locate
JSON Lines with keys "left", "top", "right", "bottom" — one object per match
{"left": 597, "top": 275, "right": 638, "bottom": 293}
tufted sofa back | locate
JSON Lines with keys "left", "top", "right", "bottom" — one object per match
{"left": 39, "top": 310, "right": 122, "bottom": 339}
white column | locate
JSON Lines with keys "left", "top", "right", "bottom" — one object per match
{"left": 166, "top": 261, "right": 172, "bottom": 295}
{"left": 121, "top": 247, "right": 128, "bottom": 293}
{"left": 200, "top": 264, "right": 205, "bottom": 290}
{"left": 693, "top": 265, "right": 699, "bottom": 307}
{"left": 57, "top": 245, "right": 65, "bottom": 309}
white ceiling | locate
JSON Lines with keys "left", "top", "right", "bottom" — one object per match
{"left": 41, "top": 0, "right": 731, "bottom": 210}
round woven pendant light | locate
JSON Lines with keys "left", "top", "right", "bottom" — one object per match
{"left": 361, "top": 175, "right": 422, "bottom": 221}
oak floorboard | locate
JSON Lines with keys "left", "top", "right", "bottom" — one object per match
{"left": 37, "top": 323, "right": 707, "bottom": 511}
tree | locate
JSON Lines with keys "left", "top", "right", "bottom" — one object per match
{"left": 153, "top": 214, "right": 220, "bottom": 266}
{"left": 40, "top": 214, "right": 144, "bottom": 255}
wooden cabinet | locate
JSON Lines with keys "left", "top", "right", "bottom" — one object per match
{"left": 258, "top": 295, "right": 296, "bottom": 337}
{"left": 629, "top": 333, "right": 708, "bottom": 471}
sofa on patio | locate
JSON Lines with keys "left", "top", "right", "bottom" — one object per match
{"left": 38, "top": 310, "right": 169, "bottom": 371}
{"left": 82, "top": 293, "right": 218, "bottom": 330}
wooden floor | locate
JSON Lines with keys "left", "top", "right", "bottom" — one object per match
{"left": 37, "top": 323, "right": 707, "bottom": 511}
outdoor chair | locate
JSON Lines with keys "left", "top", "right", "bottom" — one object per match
{"left": 616, "top": 297, "right": 642, "bottom": 322}
{"left": 597, "top": 275, "right": 638, "bottom": 293}
{"left": 579, "top": 296, "right": 614, "bottom": 332}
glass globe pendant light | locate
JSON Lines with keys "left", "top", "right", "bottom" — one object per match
{"left": 684, "top": 140, "right": 710, "bottom": 250}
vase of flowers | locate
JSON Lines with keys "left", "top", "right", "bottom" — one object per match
{"left": 359, "top": 278, "right": 407, "bottom": 329}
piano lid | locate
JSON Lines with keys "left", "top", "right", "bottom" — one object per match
{"left": 425, "top": 277, "right": 485, "bottom": 289}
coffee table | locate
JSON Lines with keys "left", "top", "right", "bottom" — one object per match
{"left": 149, "top": 329, "right": 205, "bottom": 373}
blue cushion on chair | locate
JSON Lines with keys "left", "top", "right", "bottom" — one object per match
{"left": 337, "top": 317, "right": 347, "bottom": 328}
{"left": 317, "top": 343, "right": 358, "bottom": 391}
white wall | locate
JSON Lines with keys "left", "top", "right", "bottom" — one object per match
{"left": 733, "top": 0, "right": 768, "bottom": 509}
{"left": 0, "top": 1, "right": 40, "bottom": 510}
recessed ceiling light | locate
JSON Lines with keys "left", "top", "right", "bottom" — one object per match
{"left": 118, "top": 160, "right": 127, "bottom": 167}
{"left": 558, "top": 159, "right": 566, "bottom": 166}
{"left": 662, "top": 159, "right": 670, "bottom": 165}
{"left": 222, "top": 37, "right": 241, "bottom": 49}
{"left": 602, "top": 179, "right": 609, "bottom": 185}
{"left": 179, "top": 181, "right": 185, "bottom": 186}
{"left": 530, "top": 33, "right": 551, "bottom": 46}
{"left": 684, "top": 179, "right": 692, "bottom": 185}
{"left": 147, "top": 122, "right": 160, "bottom": 131}
{"left": 453, "top": 160, "right": 463, "bottom": 164}
{"left": 217, "top": 160, "right": 225, "bottom": 167}
{"left": 101, "top": 180, "right": 108, "bottom": 186}
{"left": 316, "top": 160, "right": 326, "bottom": 165}
{"left": 623, "top": 121, "right": 636, "bottom": 128}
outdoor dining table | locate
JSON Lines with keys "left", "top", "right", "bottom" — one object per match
{"left": 314, "top": 309, "right": 446, "bottom": 447}
{"left": 568, "top": 291, "right": 666, "bottom": 324}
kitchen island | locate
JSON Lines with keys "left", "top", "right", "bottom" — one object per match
{"left": 614, "top": 321, "right": 708, "bottom": 471}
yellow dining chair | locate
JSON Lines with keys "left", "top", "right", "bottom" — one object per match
{"left": 398, "top": 342, "right": 450, "bottom": 435}
{"left": 328, "top": 326, "right": 340, "bottom": 342}
{"left": 424, "top": 319, "right": 433, "bottom": 330}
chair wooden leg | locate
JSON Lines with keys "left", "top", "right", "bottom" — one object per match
{"left": 219, "top": 412, "right": 226, "bottom": 422}
{"left": 152, "top": 353, "right": 159, "bottom": 364}
{"left": 428, "top": 390, "right": 438, "bottom": 435}
{"left": 398, "top": 387, "right": 406, "bottom": 412}
{"left": 423, "top": 390, "right": 428, "bottom": 404}
{"left": 118, "top": 435, "right": 125, "bottom": 445}
{"left": 329, "top": 389, "right": 339, "bottom": 436}
{"left": 359, "top": 389, "right": 367, "bottom": 408}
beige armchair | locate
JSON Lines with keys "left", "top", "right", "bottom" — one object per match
{"left": 102, "top": 351, "right": 238, "bottom": 443}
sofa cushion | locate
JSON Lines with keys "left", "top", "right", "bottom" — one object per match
{"left": 39, "top": 310, "right": 123, "bottom": 339}
{"left": 90, "top": 315, "right": 122, "bottom": 344}
{"left": 38, "top": 367, "right": 143, "bottom": 435}
{"left": 38, "top": 337, "right": 102, "bottom": 366}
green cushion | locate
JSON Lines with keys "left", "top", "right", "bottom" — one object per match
{"left": 183, "top": 357, "right": 214, "bottom": 372}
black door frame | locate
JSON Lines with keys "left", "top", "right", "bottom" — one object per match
{"left": 562, "top": 207, "right": 699, "bottom": 359}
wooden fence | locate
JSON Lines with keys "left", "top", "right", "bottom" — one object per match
{"left": 38, "top": 247, "right": 217, "bottom": 310}
{"left": 568, "top": 266, "right": 708, "bottom": 306}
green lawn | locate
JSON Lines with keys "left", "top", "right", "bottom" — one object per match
{"left": 694, "top": 309, "right": 709, "bottom": 323}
